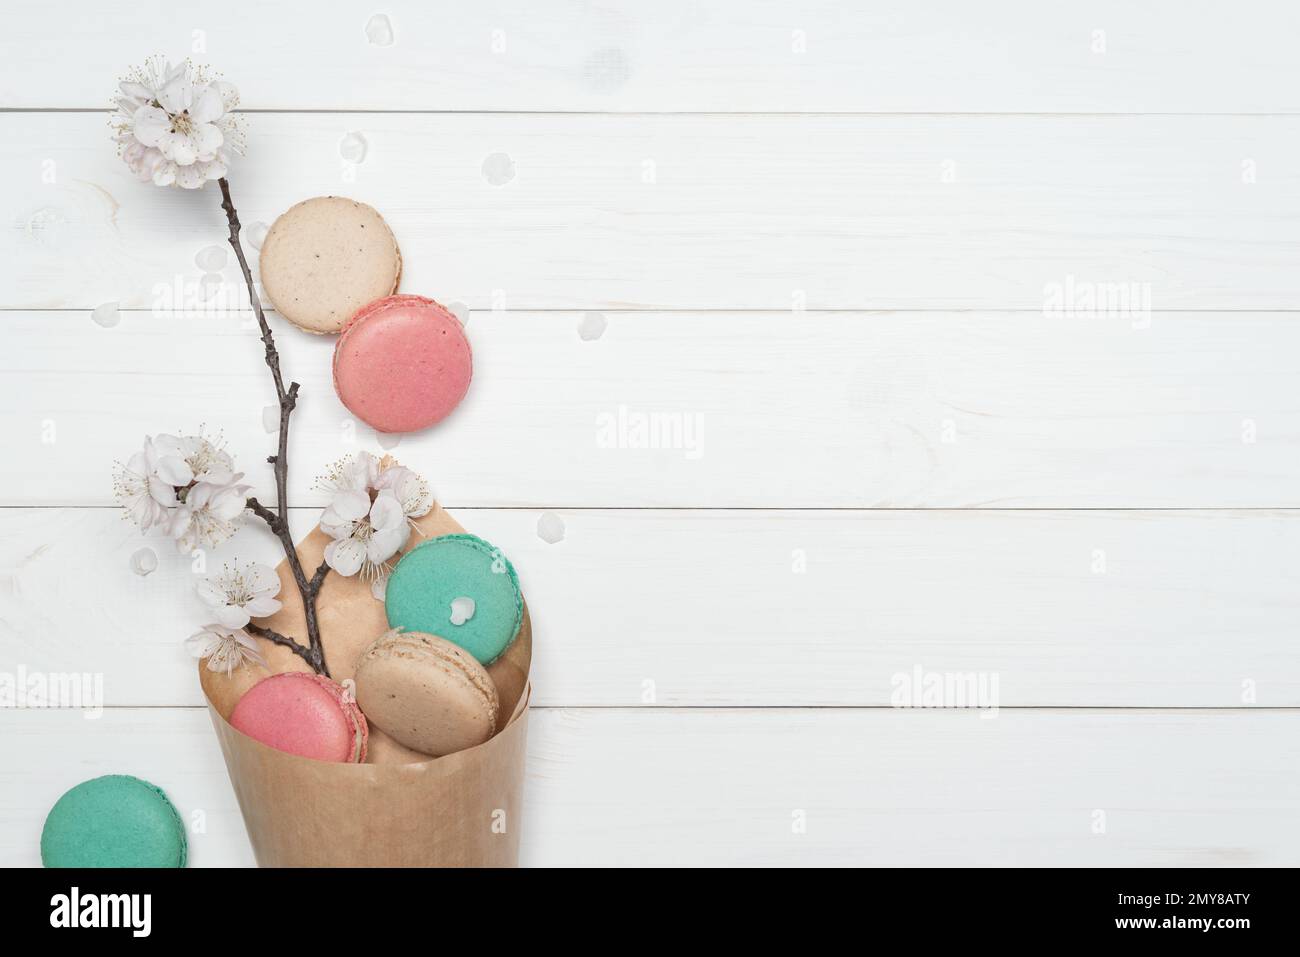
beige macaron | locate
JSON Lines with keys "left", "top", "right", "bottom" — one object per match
{"left": 354, "top": 629, "right": 499, "bottom": 757}
{"left": 258, "top": 196, "right": 402, "bottom": 334}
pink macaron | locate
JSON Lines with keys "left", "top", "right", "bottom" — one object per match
{"left": 332, "top": 294, "right": 472, "bottom": 433}
{"left": 229, "top": 672, "right": 369, "bottom": 763}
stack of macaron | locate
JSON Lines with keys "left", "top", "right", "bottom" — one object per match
{"left": 258, "top": 196, "right": 473, "bottom": 433}
{"left": 229, "top": 533, "right": 523, "bottom": 762}
{"left": 43, "top": 197, "right": 513, "bottom": 868}
{"left": 222, "top": 194, "right": 517, "bottom": 763}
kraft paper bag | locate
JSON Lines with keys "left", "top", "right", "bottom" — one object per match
{"left": 199, "top": 503, "right": 532, "bottom": 867}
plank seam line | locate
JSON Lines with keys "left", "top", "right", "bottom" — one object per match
{"left": 6, "top": 107, "right": 1300, "bottom": 117}
{"left": 13, "top": 705, "right": 1300, "bottom": 713}
{"left": 9, "top": 308, "right": 1300, "bottom": 316}
{"left": 3, "top": 505, "right": 1298, "bottom": 513}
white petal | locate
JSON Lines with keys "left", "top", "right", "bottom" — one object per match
{"left": 367, "top": 525, "right": 407, "bottom": 563}
{"left": 190, "top": 85, "right": 225, "bottom": 124}
{"left": 195, "top": 577, "right": 224, "bottom": 607}
{"left": 245, "top": 562, "right": 280, "bottom": 597}
{"left": 369, "top": 491, "right": 404, "bottom": 531}
{"left": 147, "top": 475, "right": 178, "bottom": 506}
{"left": 185, "top": 483, "right": 212, "bottom": 509}
{"left": 192, "top": 123, "right": 224, "bottom": 160}
{"left": 320, "top": 518, "right": 358, "bottom": 541}
{"left": 212, "top": 80, "right": 240, "bottom": 111}
{"left": 151, "top": 162, "right": 177, "bottom": 187}
{"left": 120, "top": 80, "right": 153, "bottom": 101}
{"left": 207, "top": 485, "right": 249, "bottom": 520}
{"left": 370, "top": 575, "right": 388, "bottom": 601}
{"left": 131, "top": 106, "right": 171, "bottom": 148}
{"left": 127, "top": 494, "right": 156, "bottom": 530}
{"left": 166, "top": 133, "right": 198, "bottom": 166}
{"left": 214, "top": 604, "right": 251, "bottom": 629}
{"left": 202, "top": 156, "right": 228, "bottom": 181}
{"left": 157, "top": 72, "right": 192, "bottom": 114}
{"left": 153, "top": 457, "right": 193, "bottom": 487}
{"left": 243, "top": 596, "right": 282, "bottom": 618}
{"left": 185, "top": 631, "right": 221, "bottom": 659}
{"left": 198, "top": 466, "right": 235, "bottom": 485}
{"left": 334, "top": 489, "right": 372, "bottom": 522}
{"left": 324, "top": 537, "right": 365, "bottom": 576}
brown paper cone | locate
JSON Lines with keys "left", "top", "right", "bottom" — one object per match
{"left": 199, "top": 503, "right": 533, "bottom": 867}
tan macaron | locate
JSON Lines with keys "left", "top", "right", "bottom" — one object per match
{"left": 258, "top": 196, "right": 402, "bottom": 334}
{"left": 354, "top": 629, "right": 499, "bottom": 757}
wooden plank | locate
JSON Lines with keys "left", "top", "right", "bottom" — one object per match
{"left": 4, "top": 310, "right": 1299, "bottom": 508}
{"left": 1, "top": 507, "right": 1296, "bottom": 708}
{"left": 3, "top": 1, "right": 1300, "bottom": 113}
{"left": 5, "top": 113, "right": 1300, "bottom": 311}
{"left": 2, "top": 707, "right": 1296, "bottom": 866}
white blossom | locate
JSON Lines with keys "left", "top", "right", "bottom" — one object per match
{"left": 169, "top": 473, "right": 251, "bottom": 552}
{"left": 197, "top": 562, "right": 282, "bottom": 629}
{"left": 373, "top": 464, "right": 434, "bottom": 526}
{"left": 316, "top": 455, "right": 433, "bottom": 598}
{"left": 186, "top": 624, "right": 265, "bottom": 675}
{"left": 111, "top": 57, "right": 246, "bottom": 189}
{"left": 114, "top": 431, "right": 249, "bottom": 549}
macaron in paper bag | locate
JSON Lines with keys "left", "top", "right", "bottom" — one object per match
{"left": 333, "top": 294, "right": 472, "bottom": 433}
{"left": 384, "top": 534, "right": 523, "bottom": 665}
{"left": 230, "top": 672, "right": 369, "bottom": 763}
{"left": 355, "top": 629, "right": 500, "bottom": 757}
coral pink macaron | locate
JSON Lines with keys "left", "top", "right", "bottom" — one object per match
{"left": 332, "top": 295, "right": 472, "bottom": 433}
{"left": 229, "top": 672, "right": 369, "bottom": 763}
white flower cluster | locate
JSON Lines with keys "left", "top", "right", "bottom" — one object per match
{"left": 111, "top": 57, "right": 246, "bottom": 189}
{"left": 317, "top": 452, "right": 434, "bottom": 599}
{"left": 113, "top": 433, "right": 250, "bottom": 552}
{"left": 187, "top": 561, "right": 282, "bottom": 675}
{"left": 169, "top": 452, "right": 433, "bottom": 675}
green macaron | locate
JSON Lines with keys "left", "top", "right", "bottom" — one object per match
{"left": 41, "top": 775, "right": 187, "bottom": 868}
{"left": 385, "top": 534, "right": 523, "bottom": 665}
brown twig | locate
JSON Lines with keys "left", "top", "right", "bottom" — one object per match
{"left": 219, "top": 177, "right": 330, "bottom": 677}
{"left": 245, "top": 623, "right": 317, "bottom": 668}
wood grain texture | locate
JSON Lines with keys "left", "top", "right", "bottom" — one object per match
{"left": 5, "top": 310, "right": 1300, "bottom": 508}
{"left": 5, "top": 113, "right": 1300, "bottom": 311}
{"left": 2, "top": 507, "right": 1296, "bottom": 708}
{"left": 3, "top": 707, "right": 1297, "bottom": 867}
{"left": 5, "top": 2, "right": 1300, "bottom": 869}
{"left": 4, "top": 1, "right": 1300, "bottom": 113}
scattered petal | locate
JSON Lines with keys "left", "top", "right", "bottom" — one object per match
{"left": 482, "top": 151, "right": 516, "bottom": 186}
{"left": 195, "top": 244, "right": 227, "bottom": 271}
{"left": 577, "top": 311, "right": 606, "bottom": 341}
{"left": 537, "top": 511, "right": 565, "bottom": 544}
{"left": 365, "top": 13, "right": 395, "bottom": 46}
{"left": 449, "top": 596, "right": 475, "bottom": 626}
{"left": 129, "top": 546, "right": 157, "bottom": 576}
{"left": 246, "top": 221, "right": 269, "bottom": 250}
{"left": 339, "top": 131, "right": 368, "bottom": 164}
{"left": 92, "top": 301, "right": 120, "bottom": 328}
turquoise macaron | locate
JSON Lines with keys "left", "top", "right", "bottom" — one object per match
{"left": 385, "top": 534, "right": 523, "bottom": 665}
{"left": 41, "top": 775, "right": 187, "bottom": 868}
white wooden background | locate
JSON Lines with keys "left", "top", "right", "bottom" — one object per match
{"left": 2, "top": 1, "right": 1299, "bottom": 866}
